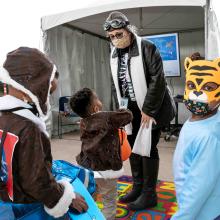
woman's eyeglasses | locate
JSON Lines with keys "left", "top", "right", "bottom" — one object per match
{"left": 108, "top": 32, "right": 125, "bottom": 40}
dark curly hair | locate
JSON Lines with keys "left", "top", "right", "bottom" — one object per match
{"left": 190, "top": 52, "right": 204, "bottom": 61}
{"left": 70, "top": 88, "right": 93, "bottom": 118}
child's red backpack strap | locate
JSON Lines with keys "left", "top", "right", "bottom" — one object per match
{"left": 0, "top": 128, "right": 10, "bottom": 201}
{"left": 0, "top": 127, "right": 19, "bottom": 201}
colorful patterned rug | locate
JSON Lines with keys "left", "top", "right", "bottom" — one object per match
{"left": 97, "top": 175, "right": 178, "bottom": 220}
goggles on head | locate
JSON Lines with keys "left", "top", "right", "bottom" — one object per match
{"left": 103, "top": 19, "right": 129, "bottom": 31}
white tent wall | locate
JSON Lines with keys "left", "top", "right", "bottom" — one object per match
{"left": 44, "top": 26, "right": 112, "bottom": 135}
{"left": 207, "top": 0, "right": 220, "bottom": 59}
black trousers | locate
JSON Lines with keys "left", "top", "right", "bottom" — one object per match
{"left": 127, "top": 101, "right": 161, "bottom": 159}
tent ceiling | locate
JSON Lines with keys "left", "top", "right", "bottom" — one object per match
{"left": 66, "top": 6, "right": 204, "bottom": 37}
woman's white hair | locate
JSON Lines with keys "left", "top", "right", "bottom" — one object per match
{"left": 127, "top": 24, "right": 138, "bottom": 35}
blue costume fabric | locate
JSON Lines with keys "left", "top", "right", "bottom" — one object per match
{"left": 172, "top": 110, "right": 220, "bottom": 219}
{"left": 0, "top": 160, "right": 98, "bottom": 220}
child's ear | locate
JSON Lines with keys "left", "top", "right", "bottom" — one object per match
{"left": 94, "top": 105, "right": 99, "bottom": 113}
{"left": 184, "top": 57, "right": 192, "bottom": 71}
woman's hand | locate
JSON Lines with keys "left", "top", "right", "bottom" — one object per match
{"left": 141, "top": 112, "right": 156, "bottom": 128}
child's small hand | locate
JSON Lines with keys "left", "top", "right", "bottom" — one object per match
{"left": 70, "top": 193, "right": 88, "bottom": 213}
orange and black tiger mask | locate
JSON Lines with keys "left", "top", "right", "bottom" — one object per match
{"left": 183, "top": 57, "right": 220, "bottom": 115}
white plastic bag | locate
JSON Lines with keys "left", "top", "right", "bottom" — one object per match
{"left": 132, "top": 120, "right": 152, "bottom": 157}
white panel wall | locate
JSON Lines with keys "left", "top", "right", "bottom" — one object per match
{"left": 167, "top": 30, "right": 205, "bottom": 124}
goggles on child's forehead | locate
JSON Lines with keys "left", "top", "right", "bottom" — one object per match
{"left": 103, "top": 19, "right": 129, "bottom": 31}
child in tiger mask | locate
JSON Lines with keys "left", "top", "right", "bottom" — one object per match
{"left": 171, "top": 54, "right": 220, "bottom": 220}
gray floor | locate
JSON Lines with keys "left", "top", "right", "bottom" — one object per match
{"left": 51, "top": 132, "right": 177, "bottom": 181}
